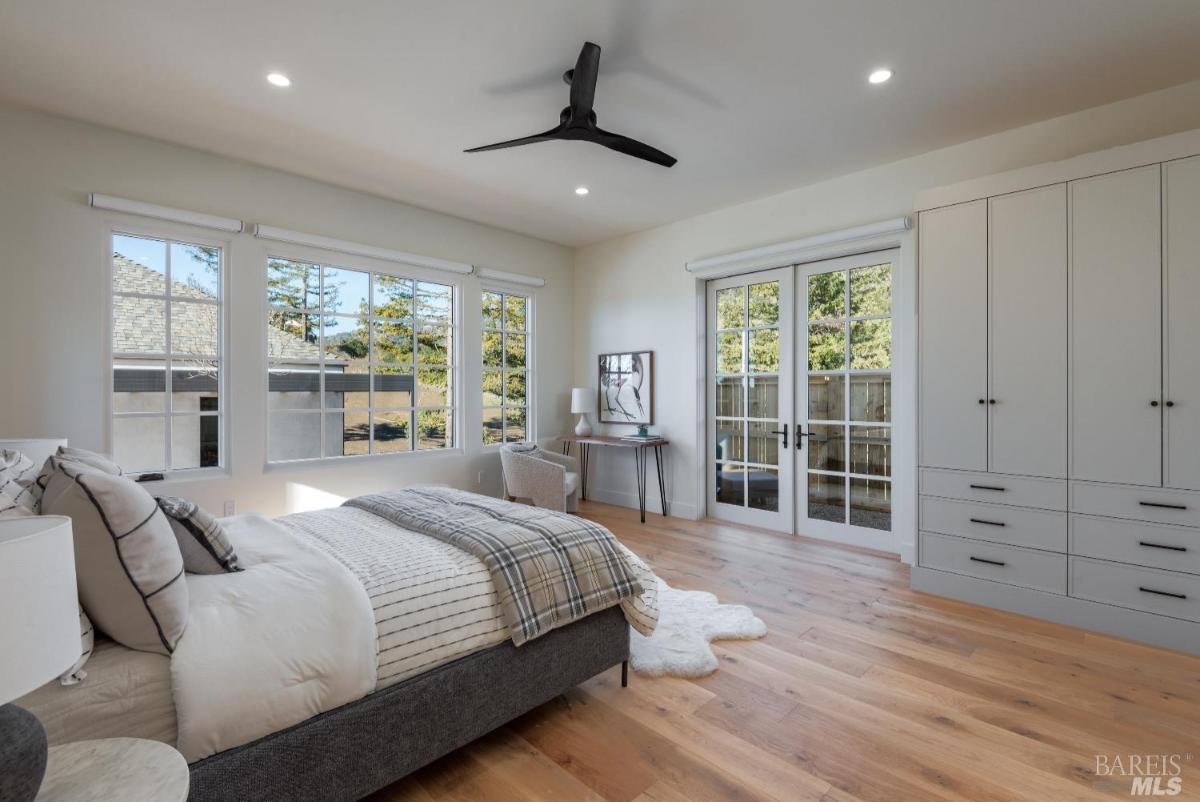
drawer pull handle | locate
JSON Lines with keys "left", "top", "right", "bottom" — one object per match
{"left": 1138, "top": 501, "right": 1188, "bottom": 511}
{"left": 1138, "top": 541, "right": 1188, "bottom": 553}
{"left": 969, "top": 483, "right": 1006, "bottom": 492}
{"left": 969, "top": 517, "right": 1007, "bottom": 527}
{"left": 969, "top": 556, "right": 1006, "bottom": 567}
{"left": 1138, "top": 586, "right": 1187, "bottom": 601}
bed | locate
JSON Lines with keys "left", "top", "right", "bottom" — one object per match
{"left": 16, "top": 485, "right": 657, "bottom": 802}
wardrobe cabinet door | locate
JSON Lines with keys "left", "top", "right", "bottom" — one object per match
{"left": 919, "top": 200, "right": 988, "bottom": 471}
{"left": 1165, "top": 156, "right": 1200, "bottom": 491}
{"left": 1070, "top": 165, "right": 1162, "bottom": 486}
{"left": 988, "top": 185, "right": 1067, "bottom": 478}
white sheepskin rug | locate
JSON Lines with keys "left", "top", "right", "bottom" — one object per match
{"left": 629, "top": 578, "right": 767, "bottom": 678}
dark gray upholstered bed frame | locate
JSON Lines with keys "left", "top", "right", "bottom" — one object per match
{"left": 187, "top": 605, "right": 629, "bottom": 801}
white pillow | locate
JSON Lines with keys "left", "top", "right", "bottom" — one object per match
{"left": 40, "top": 460, "right": 188, "bottom": 656}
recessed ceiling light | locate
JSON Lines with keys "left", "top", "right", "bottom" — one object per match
{"left": 266, "top": 72, "right": 291, "bottom": 88}
{"left": 868, "top": 68, "right": 893, "bottom": 85}
{"left": 575, "top": 186, "right": 590, "bottom": 196}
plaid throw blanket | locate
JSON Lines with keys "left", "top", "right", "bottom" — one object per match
{"left": 345, "top": 487, "right": 646, "bottom": 646}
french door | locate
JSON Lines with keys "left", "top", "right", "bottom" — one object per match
{"left": 796, "top": 251, "right": 894, "bottom": 547}
{"left": 707, "top": 251, "right": 896, "bottom": 546}
{"left": 706, "top": 267, "right": 795, "bottom": 530}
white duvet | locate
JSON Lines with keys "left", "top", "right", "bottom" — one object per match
{"left": 170, "top": 514, "right": 377, "bottom": 762}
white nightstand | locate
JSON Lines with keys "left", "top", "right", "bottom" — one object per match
{"left": 36, "top": 738, "right": 188, "bottom": 802}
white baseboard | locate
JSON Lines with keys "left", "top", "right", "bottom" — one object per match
{"left": 584, "top": 485, "right": 701, "bottom": 521}
{"left": 795, "top": 524, "right": 901, "bottom": 555}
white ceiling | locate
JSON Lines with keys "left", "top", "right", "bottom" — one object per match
{"left": 2, "top": 0, "right": 1199, "bottom": 246}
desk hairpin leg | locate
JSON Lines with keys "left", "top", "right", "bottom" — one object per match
{"left": 653, "top": 444, "right": 669, "bottom": 517}
{"left": 621, "top": 660, "right": 629, "bottom": 687}
{"left": 633, "top": 447, "right": 647, "bottom": 523}
{"left": 580, "top": 443, "right": 590, "bottom": 500}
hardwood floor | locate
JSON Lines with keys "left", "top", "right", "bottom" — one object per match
{"left": 368, "top": 501, "right": 1200, "bottom": 801}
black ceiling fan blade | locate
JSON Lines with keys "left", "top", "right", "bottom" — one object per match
{"left": 569, "top": 42, "right": 601, "bottom": 112}
{"left": 589, "top": 127, "right": 677, "bottom": 167}
{"left": 464, "top": 125, "right": 565, "bottom": 153}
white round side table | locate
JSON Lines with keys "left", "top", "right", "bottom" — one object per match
{"left": 36, "top": 737, "right": 189, "bottom": 802}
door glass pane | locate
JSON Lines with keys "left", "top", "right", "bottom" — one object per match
{"left": 749, "top": 329, "right": 779, "bottom": 373}
{"left": 808, "top": 473, "right": 845, "bottom": 523}
{"left": 716, "top": 376, "right": 744, "bottom": 417}
{"left": 716, "top": 287, "right": 745, "bottom": 329}
{"left": 850, "top": 375, "right": 891, "bottom": 422}
{"left": 747, "top": 422, "right": 780, "bottom": 466}
{"left": 717, "top": 332, "right": 744, "bottom": 374}
{"left": 849, "top": 263, "right": 891, "bottom": 317}
{"left": 850, "top": 478, "right": 891, "bottom": 530}
{"left": 374, "top": 367, "right": 414, "bottom": 408}
{"left": 267, "top": 412, "right": 322, "bottom": 461}
{"left": 808, "top": 323, "right": 845, "bottom": 370}
{"left": 807, "top": 424, "right": 846, "bottom": 472}
{"left": 808, "top": 375, "right": 845, "bottom": 421}
{"left": 850, "top": 319, "right": 891, "bottom": 369}
{"left": 716, "top": 465, "right": 746, "bottom": 506}
{"left": 850, "top": 426, "right": 891, "bottom": 477}
{"left": 747, "top": 468, "right": 779, "bottom": 512}
{"left": 808, "top": 272, "right": 844, "bottom": 320}
{"left": 329, "top": 411, "right": 370, "bottom": 456}
{"left": 715, "top": 420, "right": 745, "bottom": 463}
{"left": 748, "top": 282, "right": 780, "bottom": 327}
{"left": 748, "top": 376, "right": 778, "bottom": 418}
{"left": 416, "top": 409, "right": 451, "bottom": 450}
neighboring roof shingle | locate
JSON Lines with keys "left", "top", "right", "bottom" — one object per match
{"left": 112, "top": 254, "right": 331, "bottom": 361}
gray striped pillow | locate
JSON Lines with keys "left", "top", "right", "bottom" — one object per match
{"left": 0, "top": 449, "right": 42, "bottom": 512}
{"left": 157, "top": 496, "right": 241, "bottom": 574}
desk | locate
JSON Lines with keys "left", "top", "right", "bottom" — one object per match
{"left": 559, "top": 435, "right": 670, "bottom": 523}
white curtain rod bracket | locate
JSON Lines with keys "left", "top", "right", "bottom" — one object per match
{"left": 253, "top": 224, "right": 474, "bottom": 276}
{"left": 685, "top": 216, "right": 911, "bottom": 279}
{"left": 476, "top": 267, "right": 546, "bottom": 288}
{"left": 89, "top": 194, "right": 244, "bottom": 233}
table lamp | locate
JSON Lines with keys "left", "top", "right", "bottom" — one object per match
{"left": 571, "top": 387, "right": 593, "bottom": 437}
{"left": 0, "top": 516, "right": 80, "bottom": 802}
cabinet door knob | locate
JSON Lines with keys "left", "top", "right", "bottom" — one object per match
{"left": 1151, "top": 400, "right": 1160, "bottom": 407}
{"left": 988, "top": 399, "right": 997, "bottom": 405}
{"left": 1166, "top": 400, "right": 1176, "bottom": 408}
{"left": 978, "top": 399, "right": 986, "bottom": 405}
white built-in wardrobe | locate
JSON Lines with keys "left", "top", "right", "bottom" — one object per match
{"left": 914, "top": 136, "right": 1200, "bottom": 654}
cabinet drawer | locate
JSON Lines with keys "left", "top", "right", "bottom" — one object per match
{"left": 1070, "top": 557, "right": 1200, "bottom": 623}
{"left": 1070, "top": 483, "right": 1200, "bottom": 528}
{"left": 919, "top": 497, "right": 1066, "bottom": 551}
{"left": 919, "top": 468, "right": 1066, "bottom": 510}
{"left": 919, "top": 532, "right": 1066, "bottom": 594}
{"left": 1071, "top": 515, "right": 1200, "bottom": 575}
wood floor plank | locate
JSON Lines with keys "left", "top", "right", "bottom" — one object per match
{"left": 368, "top": 501, "right": 1200, "bottom": 801}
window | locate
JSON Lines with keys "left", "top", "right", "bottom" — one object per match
{"left": 266, "top": 258, "right": 456, "bottom": 461}
{"left": 482, "top": 291, "right": 530, "bottom": 444}
{"left": 110, "top": 232, "right": 223, "bottom": 473}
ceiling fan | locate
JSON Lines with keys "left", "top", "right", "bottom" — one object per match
{"left": 465, "top": 42, "right": 677, "bottom": 167}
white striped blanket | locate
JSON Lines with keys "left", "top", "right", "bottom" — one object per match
{"left": 345, "top": 487, "right": 656, "bottom": 646}
{"left": 279, "top": 501, "right": 658, "bottom": 688}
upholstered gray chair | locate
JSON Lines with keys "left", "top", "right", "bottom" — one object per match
{"left": 499, "top": 444, "right": 580, "bottom": 512}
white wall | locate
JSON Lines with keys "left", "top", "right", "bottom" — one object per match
{"left": 572, "top": 79, "right": 1200, "bottom": 557}
{"left": 0, "top": 102, "right": 574, "bottom": 516}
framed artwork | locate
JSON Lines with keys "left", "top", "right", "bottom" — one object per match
{"left": 598, "top": 350, "right": 653, "bottom": 425}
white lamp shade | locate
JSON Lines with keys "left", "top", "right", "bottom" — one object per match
{"left": 570, "top": 388, "right": 592, "bottom": 414}
{"left": 0, "top": 516, "right": 79, "bottom": 702}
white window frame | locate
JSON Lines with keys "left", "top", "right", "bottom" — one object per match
{"left": 263, "top": 246, "right": 464, "bottom": 465}
{"left": 481, "top": 284, "right": 535, "bottom": 449}
{"left": 106, "top": 221, "right": 230, "bottom": 479}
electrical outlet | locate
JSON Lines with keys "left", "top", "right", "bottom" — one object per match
{"left": 223, "top": 500, "right": 235, "bottom": 516}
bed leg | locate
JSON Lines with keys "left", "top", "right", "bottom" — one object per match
{"left": 621, "top": 660, "right": 629, "bottom": 688}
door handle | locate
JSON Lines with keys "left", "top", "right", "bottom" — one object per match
{"left": 795, "top": 424, "right": 816, "bottom": 450}
{"left": 769, "top": 427, "right": 788, "bottom": 449}
{"left": 969, "top": 556, "right": 1006, "bottom": 567}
